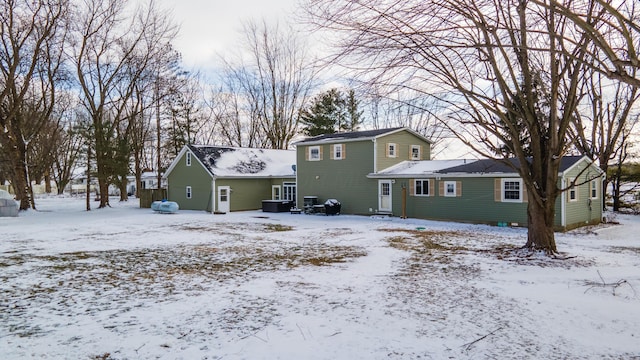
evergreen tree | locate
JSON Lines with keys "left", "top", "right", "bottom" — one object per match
{"left": 300, "top": 88, "right": 364, "bottom": 136}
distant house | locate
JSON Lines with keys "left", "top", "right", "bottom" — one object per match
{"left": 369, "top": 155, "right": 604, "bottom": 230}
{"left": 164, "top": 145, "right": 296, "bottom": 213}
{"left": 293, "top": 127, "right": 433, "bottom": 215}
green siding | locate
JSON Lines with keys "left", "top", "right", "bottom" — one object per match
{"left": 296, "top": 141, "right": 378, "bottom": 214}
{"left": 167, "top": 150, "right": 214, "bottom": 211}
{"left": 214, "top": 177, "right": 295, "bottom": 211}
{"left": 395, "top": 177, "right": 530, "bottom": 225}
{"left": 563, "top": 161, "right": 603, "bottom": 229}
{"left": 376, "top": 131, "right": 432, "bottom": 171}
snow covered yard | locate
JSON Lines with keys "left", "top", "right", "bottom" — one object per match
{"left": 1, "top": 197, "right": 639, "bottom": 359}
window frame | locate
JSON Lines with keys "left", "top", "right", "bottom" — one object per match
{"left": 186, "top": 186, "right": 192, "bottom": 199}
{"left": 501, "top": 178, "right": 523, "bottom": 203}
{"left": 308, "top": 146, "right": 321, "bottom": 161}
{"left": 333, "top": 144, "right": 343, "bottom": 160}
{"left": 590, "top": 179, "right": 598, "bottom": 199}
{"left": 283, "top": 182, "right": 296, "bottom": 202}
{"left": 387, "top": 143, "right": 397, "bottom": 158}
{"left": 414, "top": 179, "right": 431, "bottom": 196}
{"left": 271, "top": 185, "right": 281, "bottom": 200}
{"left": 568, "top": 178, "right": 578, "bottom": 202}
{"left": 444, "top": 181, "right": 457, "bottom": 197}
{"left": 410, "top": 145, "right": 421, "bottom": 160}
{"left": 186, "top": 152, "right": 192, "bottom": 166}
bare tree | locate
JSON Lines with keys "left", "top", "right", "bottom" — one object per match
{"left": 305, "top": 0, "right": 637, "bottom": 253}
{"left": 570, "top": 69, "right": 639, "bottom": 211}
{"left": 71, "top": 0, "right": 177, "bottom": 208}
{"left": 221, "top": 20, "right": 317, "bottom": 149}
{"left": 0, "top": 0, "right": 69, "bottom": 210}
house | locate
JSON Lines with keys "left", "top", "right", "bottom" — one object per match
{"left": 367, "top": 155, "right": 604, "bottom": 230}
{"left": 295, "top": 127, "right": 603, "bottom": 230}
{"left": 293, "top": 127, "right": 433, "bottom": 214}
{"left": 164, "top": 145, "right": 297, "bottom": 213}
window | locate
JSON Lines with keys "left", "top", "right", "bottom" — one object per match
{"left": 444, "top": 181, "right": 456, "bottom": 197}
{"left": 590, "top": 179, "right": 598, "bottom": 199}
{"left": 414, "top": 179, "right": 430, "bottom": 196}
{"left": 333, "top": 144, "right": 344, "bottom": 160}
{"left": 410, "top": 145, "right": 421, "bottom": 160}
{"left": 308, "top": 146, "right": 321, "bottom": 161}
{"left": 186, "top": 152, "right": 192, "bottom": 166}
{"left": 568, "top": 178, "right": 577, "bottom": 202}
{"left": 272, "top": 185, "right": 281, "bottom": 200}
{"left": 387, "top": 143, "right": 397, "bottom": 158}
{"left": 283, "top": 182, "right": 296, "bottom": 202}
{"left": 186, "top": 186, "right": 192, "bottom": 199}
{"left": 503, "top": 180, "right": 521, "bottom": 201}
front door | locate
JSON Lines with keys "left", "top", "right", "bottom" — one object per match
{"left": 378, "top": 180, "right": 392, "bottom": 213}
{"left": 218, "top": 186, "right": 230, "bottom": 213}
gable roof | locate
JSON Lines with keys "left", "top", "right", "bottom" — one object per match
{"left": 165, "top": 145, "right": 296, "bottom": 179}
{"left": 293, "top": 127, "right": 432, "bottom": 145}
{"left": 438, "top": 155, "right": 587, "bottom": 175}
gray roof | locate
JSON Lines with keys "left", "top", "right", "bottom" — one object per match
{"left": 438, "top": 156, "right": 586, "bottom": 174}
{"left": 294, "top": 127, "right": 406, "bottom": 144}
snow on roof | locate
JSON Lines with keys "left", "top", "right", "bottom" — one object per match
{"left": 188, "top": 145, "right": 296, "bottom": 178}
{"left": 374, "top": 160, "right": 472, "bottom": 177}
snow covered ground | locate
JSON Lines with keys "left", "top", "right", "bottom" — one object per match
{"left": 1, "top": 197, "right": 639, "bottom": 359}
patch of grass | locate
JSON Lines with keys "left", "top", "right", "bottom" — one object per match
{"left": 263, "top": 223, "right": 293, "bottom": 232}
{"left": 381, "top": 228, "right": 469, "bottom": 253}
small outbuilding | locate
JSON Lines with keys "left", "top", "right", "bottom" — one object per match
{"left": 0, "top": 189, "right": 18, "bottom": 217}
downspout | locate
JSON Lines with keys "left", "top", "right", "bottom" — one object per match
{"left": 560, "top": 174, "right": 566, "bottom": 228}
{"left": 211, "top": 178, "right": 216, "bottom": 214}
{"left": 372, "top": 138, "right": 377, "bottom": 173}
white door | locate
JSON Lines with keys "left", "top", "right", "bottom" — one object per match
{"left": 378, "top": 180, "right": 392, "bottom": 212}
{"left": 218, "top": 186, "right": 230, "bottom": 213}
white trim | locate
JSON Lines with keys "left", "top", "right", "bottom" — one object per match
{"left": 271, "top": 185, "right": 282, "bottom": 200}
{"left": 414, "top": 179, "right": 431, "bottom": 196}
{"left": 217, "top": 186, "right": 231, "bottom": 213}
{"left": 308, "top": 145, "right": 321, "bottom": 161}
{"left": 373, "top": 139, "right": 378, "bottom": 173}
{"left": 378, "top": 180, "right": 393, "bottom": 212}
{"left": 561, "top": 175, "right": 566, "bottom": 226}
{"left": 186, "top": 186, "right": 192, "bottom": 199}
{"left": 164, "top": 145, "right": 215, "bottom": 180}
{"left": 444, "top": 181, "right": 457, "bottom": 197}
{"left": 332, "top": 144, "right": 343, "bottom": 160}
{"left": 501, "top": 178, "right": 523, "bottom": 203}
{"left": 387, "top": 143, "right": 397, "bottom": 158}
{"left": 590, "top": 179, "right": 598, "bottom": 199}
{"left": 410, "top": 145, "right": 421, "bottom": 160}
{"left": 567, "top": 178, "right": 578, "bottom": 202}
{"left": 211, "top": 180, "right": 215, "bottom": 214}
{"left": 186, "top": 152, "right": 192, "bottom": 166}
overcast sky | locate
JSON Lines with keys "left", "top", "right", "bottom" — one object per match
{"left": 155, "top": 0, "right": 300, "bottom": 71}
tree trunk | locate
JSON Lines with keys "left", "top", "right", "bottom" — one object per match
{"left": 11, "top": 142, "right": 32, "bottom": 211}
{"left": 524, "top": 197, "right": 558, "bottom": 254}
{"left": 119, "top": 176, "right": 128, "bottom": 201}
{"left": 44, "top": 170, "right": 52, "bottom": 193}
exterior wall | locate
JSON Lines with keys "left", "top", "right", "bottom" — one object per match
{"left": 167, "top": 150, "right": 213, "bottom": 212}
{"left": 375, "top": 131, "right": 432, "bottom": 171}
{"left": 562, "top": 161, "right": 603, "bottom": 230}
{"left": 395, "top": 177, "right": 530, "bottom": 225}
{"left": 296, "top": 140, "right": 378, "bottom": 214}
{"left": 214, "top": 177, "right": 295, "bottom": 212}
